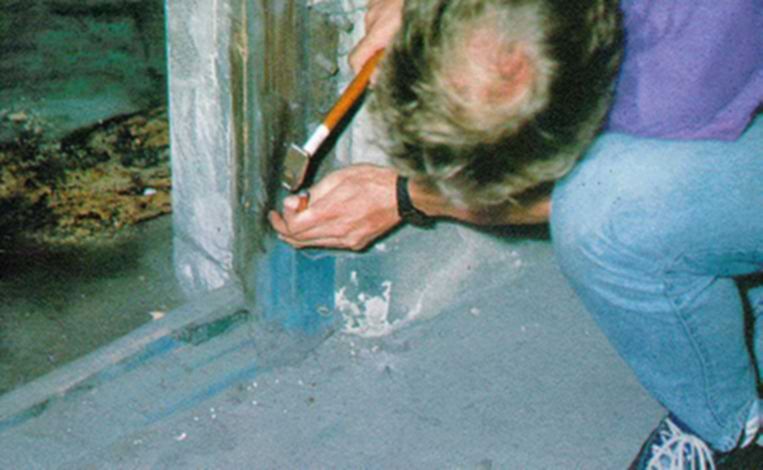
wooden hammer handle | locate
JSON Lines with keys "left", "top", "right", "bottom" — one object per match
{"left": 323, "top": 49, "right": 384, "bottom": 131}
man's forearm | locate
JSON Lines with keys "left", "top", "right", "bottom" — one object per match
{"left": 408, "top": 179, "right": 551, "bottom": 226}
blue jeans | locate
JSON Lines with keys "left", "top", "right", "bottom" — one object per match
{"left": 551, "top": 115, "right": 763, "bottom": 452}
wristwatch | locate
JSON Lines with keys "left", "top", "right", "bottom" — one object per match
{"left": 396, "top": 175, "right": 435, "bottom": 228}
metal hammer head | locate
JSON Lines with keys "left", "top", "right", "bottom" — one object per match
{"left": 282, "top": 143, "right": 311, "bottom": 192}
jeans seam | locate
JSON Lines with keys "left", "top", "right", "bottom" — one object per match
{"left": 669, "top": 247, "right": 763, "bottom": 449}
{"left": 663, "top": 274, "right": 728, "bottom": 438}
{"left": 662, "top": 253, "right": 745, "bottom": 450}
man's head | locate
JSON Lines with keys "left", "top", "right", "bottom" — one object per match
{"left": 371, "top": 0, "right": 623, "bottom": 209}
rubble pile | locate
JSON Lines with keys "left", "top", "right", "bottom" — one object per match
{"left": 0, "top": 107, "right": 171, "bottom": 246}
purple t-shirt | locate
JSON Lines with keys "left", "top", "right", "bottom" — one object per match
{"left": 607, "top": 1, "right": 763, "bottom": 140}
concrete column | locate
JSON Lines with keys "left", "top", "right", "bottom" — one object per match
{"left": 167, "top": 0, "right": 312, "bottom": 296}
{"left": 167, "top": 0, "right": 242, "bottom": 295}
{"left": 167, "top": 0, "right": 336, "bottom": 331}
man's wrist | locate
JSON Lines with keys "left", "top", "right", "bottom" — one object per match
{"left": 396, "top": 175, "right": 435, "bottom": 228}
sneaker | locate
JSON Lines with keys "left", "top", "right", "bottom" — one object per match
{"left": 629, "top": 415, "right": 763, "bottom": 470}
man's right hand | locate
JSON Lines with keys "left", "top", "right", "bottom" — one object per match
{"left": 348, "top": 0, "right": 404, "bottom": 75}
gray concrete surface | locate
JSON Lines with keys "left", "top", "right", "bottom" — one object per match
{"left": 0, "top": 223, "right": 664, "bottom": 468}
{"left": 0, "top": 216, "right": 185, "bottom": 395}
{"left": 0, "top": 0, "right": 173, "bottom": 395}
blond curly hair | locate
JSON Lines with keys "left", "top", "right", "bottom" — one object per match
{"left": 371, "top": 0, "right": 623, "bottom": 209}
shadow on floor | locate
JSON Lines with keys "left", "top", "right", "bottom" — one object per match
{"left": 0, "top": 216, "right": 184, "bottom": 395}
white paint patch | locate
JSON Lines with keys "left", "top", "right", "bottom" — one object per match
{"left": 336, "top": 281, "right": 419, "bottom": 337}
{"left": 335, "top": 279, "right": 429, "bottom": 338}
{"left": 149, "top": 310, "right": 166, "bottom": 321}
{"left": 336, "top": 225, "right": 525, "bottom": 338}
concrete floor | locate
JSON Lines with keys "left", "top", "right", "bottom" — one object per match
{"left": 0, "top": 220, "right": 665, "bottom": 468}
{"left": 0, "top": 216, "right": 185, "bottom": 395}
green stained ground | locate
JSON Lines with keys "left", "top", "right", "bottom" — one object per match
{"left": 0, "top": 216, "right": 185, "bottom": 396}
{"left": 0, "top": 0, "right": 175, "bottom": 396}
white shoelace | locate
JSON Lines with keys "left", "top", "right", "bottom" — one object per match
{"left": 646, "top": 418, "right": 716, "bottom": 470}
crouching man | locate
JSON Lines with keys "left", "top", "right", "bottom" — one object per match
{"left": 270, "top": 0, "right": 763, "bottom": 467}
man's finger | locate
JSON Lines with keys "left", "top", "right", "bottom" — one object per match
{"left": 271, "top": 200, "right": 347, "bottom": 241}
{"left": 348, "top": 40, "right": 371, "bottom": 76}
{"left": 295, "top": 168, "right": 346, "bottom": 202}
{"left": 277, "top": 233, "right": 365, "bottom": 251}
{"left": 268, "top": 210, "right": 290, "bottom": 236}
{"left": 282, "top": 211, "right": 348, "bottom": 241}
{"left": 270, "top": 209, "right": 326, "bottom": 241}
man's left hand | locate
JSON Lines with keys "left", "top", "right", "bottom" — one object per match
{"left": 268, "top": 164, "right": 402, "bottom": 251}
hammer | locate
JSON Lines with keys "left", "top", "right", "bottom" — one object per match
{"left": 281, "top": 49, "right": 385, "bottom": 192}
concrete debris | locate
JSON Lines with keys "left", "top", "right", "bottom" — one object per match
{"left": 8, "top": 112, "right": 28, "bottom": 123}
{"left": 148, "top": 311, "right": 166, "bottom": 321}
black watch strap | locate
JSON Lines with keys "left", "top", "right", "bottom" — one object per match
{"left": 396, "top": 175, "right": 435, "bottom": 228}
